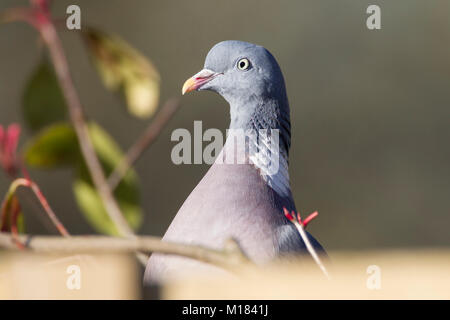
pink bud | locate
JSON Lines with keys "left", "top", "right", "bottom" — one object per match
{"left": 0, "top": 123, "right": 21, "bottom": 176}
{"left": 5, "top": 124, "right": 20, "bottom": 156}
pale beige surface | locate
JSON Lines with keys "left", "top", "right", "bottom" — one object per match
{"left": 163, "top": 249, "right": 450, "bottom": 299}
{"left": 0, "top": 252, "right": 139, "bottom": 299}
{"left": 1, "top": 249, "right": 449, "bottom": 299}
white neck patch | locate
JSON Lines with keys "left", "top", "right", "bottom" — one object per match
{"left": 247, "top": 132, "right": 291, "bottom": 198}
{"left": 218, "top": 128, "right": 291, "bottom": 198}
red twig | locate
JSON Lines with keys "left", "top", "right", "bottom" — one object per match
{"left": 0, "top": 121, "right": 69, "bottom": 238}
{"left": 1, "top": 178, "right": 69, "bottom": 237}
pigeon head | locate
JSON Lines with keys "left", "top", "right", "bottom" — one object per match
{"left": 183, "top": 41, "right": 286, "bottom": 102}
{"left": 182, "top": 40, "right": 291, "bottom": 137}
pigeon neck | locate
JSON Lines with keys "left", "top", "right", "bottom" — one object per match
{"left": 224, "top": 98, "right": 292, "bottom": 198}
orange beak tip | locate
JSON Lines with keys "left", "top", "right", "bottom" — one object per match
{"left": 182, "top": 77, "right": 196, "bottom": 95}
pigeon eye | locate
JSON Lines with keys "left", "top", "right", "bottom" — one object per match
{"left": 237, "top": 58, "right": 251, "bottom": 71}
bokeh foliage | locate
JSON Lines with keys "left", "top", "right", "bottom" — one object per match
{"left": 83, "top": 28, "right": 160, "bottom": 119}
{"left": 20, "top": 27, "right": 160, "bottom": 235}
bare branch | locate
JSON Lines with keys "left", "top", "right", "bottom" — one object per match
{"left": 107, "top": 97, "right": 181, "bottom": 190}
{"left": 0, "top": 232, "right": 250, "bottom": 272}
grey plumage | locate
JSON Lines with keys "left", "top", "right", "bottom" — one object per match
{"left": 145, "top": 40, "right": 325, "bottom": 283}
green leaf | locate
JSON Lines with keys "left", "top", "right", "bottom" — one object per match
{"left": 22, "top": 60, "right": 67, "bottom": 132}
{"left": 83, "top": 28, "right": 160, "bottom": 119}
{"left": 23, "top": 123, "right": 79, "bottom": 168}
{"left": 73, "top": 122, "right": 142, "bottom": 235}
{"left": 23, "top": 121, "right": 142, "bottom": 235}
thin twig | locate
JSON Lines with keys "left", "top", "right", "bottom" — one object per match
{"left": 107, "top": 97, "right": 181, "bottom": 190}
{"left": 37, "top": 17, "right": 134, "bottom": 237}
{"left": 284, "top": 208, "right": 330, "bottom": 279}
{"left": 0, "top": 232, "right": 250, "bottom": 272}
{"left": 294, "top": 221, "right": 330, "bottom": 279}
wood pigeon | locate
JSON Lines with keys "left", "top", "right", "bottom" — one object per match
{"left": 145, "top": 40, "right": 325, "bottom": 283}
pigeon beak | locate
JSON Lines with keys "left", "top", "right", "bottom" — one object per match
{"left": 182, "top": 69, "right": 220, "bottom": 95}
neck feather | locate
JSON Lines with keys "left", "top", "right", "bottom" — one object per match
{"left": 223, "top": 98, "right": 292, "bottom": 198}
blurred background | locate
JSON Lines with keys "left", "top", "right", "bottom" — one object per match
{"left": 0, "top": 0, "right": 449, "bottom": 253}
